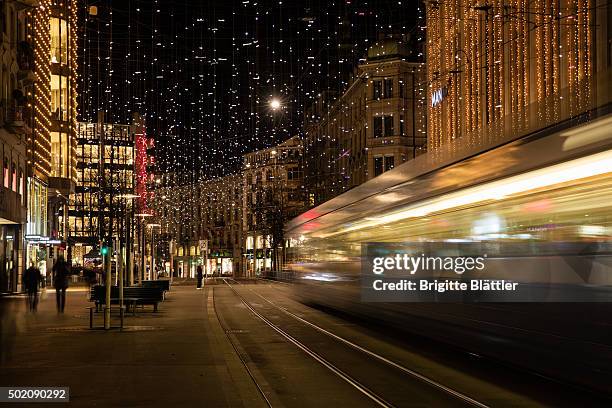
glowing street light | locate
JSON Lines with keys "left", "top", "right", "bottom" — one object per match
{"left": 270, "top": 98, "right": 281, "bottom": 110}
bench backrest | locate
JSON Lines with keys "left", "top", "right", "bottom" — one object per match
{"left": 123, "top": 287, "right": 164, "bottom": 300}
{"left": 91, "top": 285, "right": 163, "bottom": 301}
{"left": 141, "top": 280, "right": 171, "bottom": 291}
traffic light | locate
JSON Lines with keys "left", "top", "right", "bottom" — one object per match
{"left": 100, "top": 246, "right": 109, "bottom": 256}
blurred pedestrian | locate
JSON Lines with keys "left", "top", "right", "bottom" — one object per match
{"left": 196, "top": 265, "right": 203, "bottom": 289}
{"left": 52, "top": 256, "right": 69, "bottom": 313}
{"left": 24, "top": 263, "right": 42, "bottom": 311}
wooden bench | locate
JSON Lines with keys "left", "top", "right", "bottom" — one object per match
{"left": 90, "top": 285, "right": 164, "bottom": 313}
{"left": 141, "top": 280, "right": 171, "bottom": 292}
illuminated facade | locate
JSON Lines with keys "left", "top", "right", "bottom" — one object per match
{"left": 14, "top": 0, "right": 79, "bottom": 279}
{"left": 68, "top": 121, "right": 135, "bottom": 265}
{"left": 304, "top": 39, "right": 427, "bottom": 206}
{"left": 243, "top": 136, "right": 304, "bottom": 276}
{"left": 0, "top": 0, "right": 29, "bottom": 291}
{"left": 426, "top": 0, "right": 608, "bottom": 151}
{"left": 154, "top": 173, "right": 243, "bottom": 278}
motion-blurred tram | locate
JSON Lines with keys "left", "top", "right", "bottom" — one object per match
{"left": 285, "top": 113, "right": 612, "bottom": 393}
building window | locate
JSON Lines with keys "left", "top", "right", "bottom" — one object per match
{"left": 18, "top": 168, "right": 23, "bottom": 202}
{"left": 384, "top": 115, "right": 394, "bottom": 137}
{"left": 374, "top": 156, "right": 384, "bottom": 177}
{"left": 51, "top": 132, "right": 70, "bottom": 178}
{"left": 11, "top": 162, "right": 16, "bottom": 191}
{"left": 384, "top": 79, "right": 393, "bottom": 98}
{"left": 384, "top": 155, "right": 395, "bottom": 172}
{"left": 400, "top": 114, "right": 405, "bottom": 136}
{"left": 373, "top": 117, "right": 383, "bottom": 137}
{"left": 374, "top": 79, "right": 394, "bottom": 99}
{"left": 50, "top": 18, "right": 68, "bottom": 65}
{"left": 51, "top": 75, "right": 68, "bottom": 121}
{"left": 373, "top": 80, "right": 382, "bottom": 99}
{"left": 3, "top": 158, "right": 8, "bottom": 187}
{"left": 399, "top": 80, "right": 404, "bottom": 98}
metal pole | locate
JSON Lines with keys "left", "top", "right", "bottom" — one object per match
{"left": 151, "top": 228, "right": 155, "bottom": 280}
{"left": 204, "top": 247, "right": 208, "bottom": 282}
{"left": 169, "top": 239, "right": 174, "bottom": 283}
{"left": 140, "top": 219, "right": 145, "bottom": 283}
{"left": 126, "top": 211, "right": 133, "bottom": 286}
{"left": 104, "top": 243, "right": 111, "bottom": 330}
{"left": 118, "top": 242, "right": 123, "bottom": 309}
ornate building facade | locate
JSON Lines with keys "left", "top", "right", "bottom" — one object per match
{"left": 156, "top": 173, "right": 243, "bottom": 278}
{"left": 304, "top": 39, "right": 427, "bottom": 207}
{"left": 243, "top": 136, "right": 304, "bottom": 276}
{"left": 426, "top": 0, "right": 608, "bottom": 151}
{"left": 0, "top": 0, "right": 78, "bottom": 291}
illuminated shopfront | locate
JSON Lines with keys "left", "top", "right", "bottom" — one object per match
{"left": 26, "top": 178, "right": 49, "bottom": 277}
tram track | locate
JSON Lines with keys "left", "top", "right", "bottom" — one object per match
{"left": 211, "top": 286, "right": 274, "bottom": 408}
{"left": 222, "top": 278, "right": 489, "bottom": 408}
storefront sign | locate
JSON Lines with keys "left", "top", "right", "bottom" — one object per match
{"left": 431, "top": 86, "right": 448, "bottom": 107}
{"left": 25, "top": 235, "right": 62, "bottom": 245}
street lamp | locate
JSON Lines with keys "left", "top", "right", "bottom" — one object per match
{"left": 269, "top": 98, "right": 281, "bottom": 110}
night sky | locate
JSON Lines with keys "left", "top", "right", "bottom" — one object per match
{"left": 79, "top": 0, "right": 423, "bottom": 181}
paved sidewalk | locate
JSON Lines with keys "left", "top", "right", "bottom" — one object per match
{"left": 0, "top": 285, "right": 262, "bottom": 407}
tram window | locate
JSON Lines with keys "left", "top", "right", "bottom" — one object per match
{"left": 374, "top": 157, "right": 384, "bottom": 177}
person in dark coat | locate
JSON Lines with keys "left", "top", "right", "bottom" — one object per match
{"left": 196, "top": 265, "right": 203, "bottom": 289}
{"left": 24, "top": 263, "right": 42, "bottom": 311}
{"left": 52, "top": 256, "right": 70, "bottom": 313}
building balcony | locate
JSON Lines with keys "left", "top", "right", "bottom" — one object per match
{"left": 2, "top": 102, "right": 30, "bottom": 134}
{"left": 0, "top": 186, "right": 26, "bottom": 224}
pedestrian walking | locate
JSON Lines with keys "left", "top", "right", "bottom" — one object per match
{"left": 196, "top": 265, "right": 203, "bottom": 289}
{"left": 24, "top": 263, "right": 42, "bottom": 311}
{"left": 52, "top": 256, "right": 70, "bottom": 313}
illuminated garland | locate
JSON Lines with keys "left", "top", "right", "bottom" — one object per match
{"left": 427, "top": 0, "right": 595, "bottom": 151}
